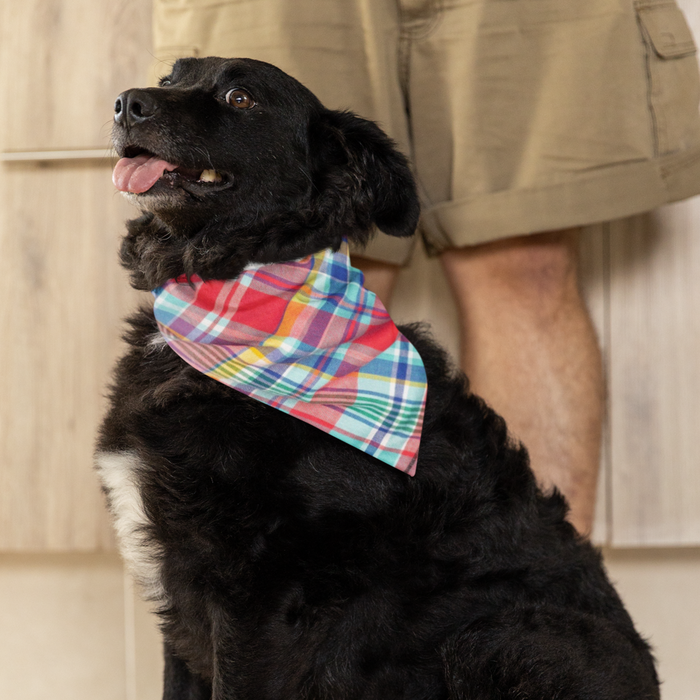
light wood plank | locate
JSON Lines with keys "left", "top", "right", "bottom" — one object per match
{"left": 603, "top": 548, "right": 700, "bottom": 700}
{"left": 126, "top": 573, "right": 165, "bottom": 700}
{"left": 0, "top": 150, "right": 117, "bottom": 162}
{"left": 0, "top": 162, "right": 141, "bottom": 550}
{"left": 603, "top": 0, "right": 700, "bottom": 545}
{"left": 678, "top": 0, "right": 700, "bottom": 41}
{"left": 0, "top": 0, "right": 153, "bottom": 551}
{"left": 0, "top": 553, "right": 127, "bottom": 700}
{"left": 608, "top": 205, "right": 700, "bottom": 545}
{"left": 0, "top": 0, "right": 152, "bottom": 151}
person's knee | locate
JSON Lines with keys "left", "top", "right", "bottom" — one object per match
{"left": 443, "top": 229, "right": 582, "bottom": 314}
{"left": 482, "top": 231, "right": 579, "bottom": 297}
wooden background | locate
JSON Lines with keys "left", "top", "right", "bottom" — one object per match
{"left": 0, "top": 0, "right": 149, "bottom": 550}
{"left": 1, "top": 2, "right": 699, "bottom": 700}
{"left": 1, "top": 0, "right": 699, "bottom": 547}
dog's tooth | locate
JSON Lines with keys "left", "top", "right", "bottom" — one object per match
{"left": 199, "top": 169, "right": 222, "bottom": 183}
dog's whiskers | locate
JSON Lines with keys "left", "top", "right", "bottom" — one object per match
{"left": 193, "top": 144, "right": 215, "bottom": 171}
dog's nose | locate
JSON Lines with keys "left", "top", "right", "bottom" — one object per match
{"left": 114, "top": 89, "right": 159, "bottom": 127}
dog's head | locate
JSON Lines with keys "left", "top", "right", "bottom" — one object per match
{"left": 112, "top": 57, "right": 419, "bottom": 289}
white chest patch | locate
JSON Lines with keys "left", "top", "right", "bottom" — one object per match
{"left": 96, "top": 450, "right": 166, "bottom": 604}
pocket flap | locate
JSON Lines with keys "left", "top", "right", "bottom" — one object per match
{"left": 637, "top": 2, "right": 697, "bottom": 58}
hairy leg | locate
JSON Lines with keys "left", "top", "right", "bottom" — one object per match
{"left": 354, "top": 232, "right": 603, "bottom": 534}
{"left": 439, "top": 230, "right": 603, "bottom": 534}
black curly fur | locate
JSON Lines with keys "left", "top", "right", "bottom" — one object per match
{"left": 98, "top": 57, "right": 659, "bottom": 700}
{"left": 113, "top": 58, "right": 418, "bottom": 291}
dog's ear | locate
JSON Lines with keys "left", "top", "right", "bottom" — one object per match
{"left": 308, "top": 110, "right": 420, "bottom": 241}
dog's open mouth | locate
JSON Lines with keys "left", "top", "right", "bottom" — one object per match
{"left": 113, "top": 148, "right": 232, "bottom": 195}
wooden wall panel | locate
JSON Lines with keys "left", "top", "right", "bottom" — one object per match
{"left": 1, "top": 0, "right": 698, "bottom": 555}
{"left": 679, "top": 0, "right": 700, "bottom": 41}
{"left": 594, "top": 0, "right": 700, "bottom": 546}
{"left": 0, "top": 553, "right": 127, "bottom": 700}
{"left": 0, "top": 0, "right": 153, "bottom": 551}
{"left": 127, "top": 573, "right": 165, "bottom": 700}
{"left": 608, "top": 206, "right": 700, "bottom": 545}
{"left": 0, "top": 0, "right": 153, "bottom": 151}
{"left": 0, "top": 162, "right": 141, "bottom": 550}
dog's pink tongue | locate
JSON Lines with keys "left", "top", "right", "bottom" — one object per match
{"left": 112, "top": 154, "right": 178, "bottom": 193}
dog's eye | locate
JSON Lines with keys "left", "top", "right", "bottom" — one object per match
{"left": 159, "top": 78, "right": 172, "bottom": 87}
{"left": 226, "top": 88, "right": 255, "bottom": 109}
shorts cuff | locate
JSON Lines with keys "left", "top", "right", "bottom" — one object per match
{"left": 349, "top": 226, "right": 417, "bottom": 266}
{"left": 421, "top": 151, "right": 700, "bottom": 250}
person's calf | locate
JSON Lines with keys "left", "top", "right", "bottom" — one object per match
{"left": 440, "top": 230, "right": 604, "bottom": 534}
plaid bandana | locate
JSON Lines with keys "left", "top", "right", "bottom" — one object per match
{"left": 152, "top": 242, "right": 427, "bottom": 475}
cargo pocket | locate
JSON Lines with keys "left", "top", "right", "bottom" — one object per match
{"left": 635, "top": 0, "right": 700, "bottom": 157}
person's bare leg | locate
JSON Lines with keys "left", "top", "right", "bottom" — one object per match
{"left": 354, "top": 234, "right": 603, "bottom": 534}
{"left": 351, "top": 257, "right": 401, "bottom": 309}
{"left": 440, "top": 230, "right": 604, "bottom": 535}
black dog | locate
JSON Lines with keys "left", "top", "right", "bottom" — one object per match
{"left": 97, "top": 57, "right": 659, "bottom": 700}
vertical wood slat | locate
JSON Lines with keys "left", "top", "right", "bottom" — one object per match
{"left": 608, "top": 206, "right": 700, "bottom": 545}
{"left": 0, "top": 0, "right": 153, "bottom": 550}
{"left": 1, "top": 0, "right": 698, "bottom": 554}
{"left": 606, "top": 0, "right": 700, "bottom": 546}
{"left": 0, "top": 162, "right": 143, "bottom": 550}
{"left": 126, "top": 573, "right": 165, "bottom": 700}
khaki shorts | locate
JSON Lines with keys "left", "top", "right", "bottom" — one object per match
{"left": 153, "top": 0, "right": 700, "bottom": 265}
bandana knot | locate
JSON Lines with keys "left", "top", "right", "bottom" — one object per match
{"left": 152, "top": 241, "right": 427, "bottom": 475}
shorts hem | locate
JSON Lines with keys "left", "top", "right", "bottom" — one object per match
{"left": 420, "top": 150, "right": 700, "bottom": 252}
{"left": 349, "top": 227, "right": 417, "bottom": 266}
